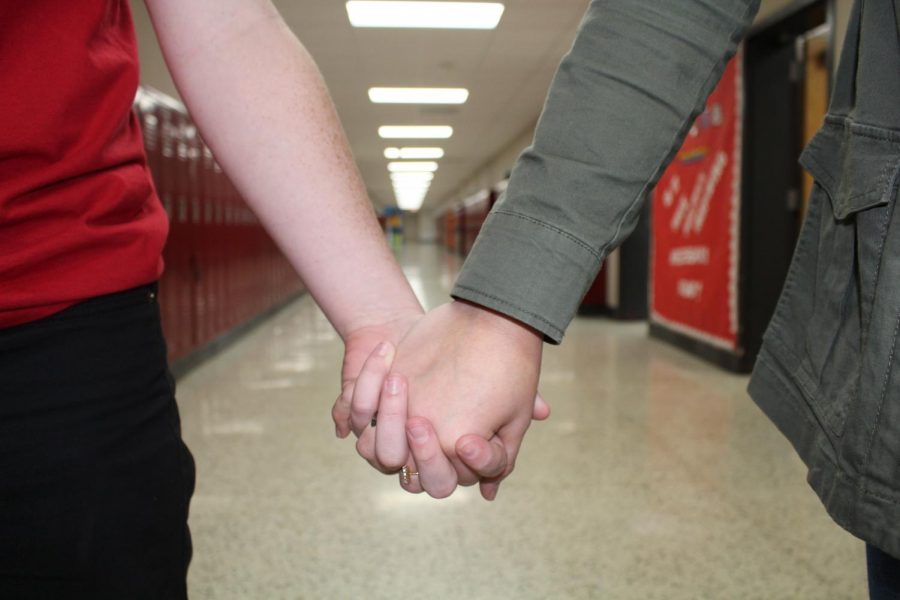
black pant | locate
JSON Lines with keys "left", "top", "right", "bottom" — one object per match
{"left": 869, "top": 545, "right": 900, "bottom": 600}
{"left": 0, "top": 285, "right": 195, "bottom": 599}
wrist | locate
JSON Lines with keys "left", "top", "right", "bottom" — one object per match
{"left": 450, "top": 299, "right": 543, "bottom": 348}
{"left": 340, "top": 303, "right": 423, "bottom": 345}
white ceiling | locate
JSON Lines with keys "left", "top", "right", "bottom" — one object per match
{"left": 132, "top": 0, "right": 806, "bottom": 212}
{"left": 132, "top": 1, "right": 591, "bottom": 211}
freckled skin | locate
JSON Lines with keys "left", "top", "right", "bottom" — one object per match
{"left": 145, "top": 0, "right": 421, "bottom": 340}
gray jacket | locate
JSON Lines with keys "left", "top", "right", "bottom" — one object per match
{"left": 453, "top": 0, "right": 900, "bottom": 557}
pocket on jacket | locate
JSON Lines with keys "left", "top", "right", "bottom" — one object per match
{"left": 790, "top": 118, "right": 900, "bottom": 436}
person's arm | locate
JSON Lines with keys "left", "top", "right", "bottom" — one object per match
{"left": 356, "top": 0, "right": 762, "bottom": 499}
{"left": 143, "top": 0, "right": 422, "bottom": 346}
{"left": 144, "top": 0, "right": 431, "bottom": 447}
{"left": 453, "top": 0, "right": 760, "bottom": 343}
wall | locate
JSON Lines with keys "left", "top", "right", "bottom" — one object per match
{"left": 432, "top": 125, "right": 534, "bottom": 215}
{"left": 130, "top": 2, "right": 179, "bottom": 99}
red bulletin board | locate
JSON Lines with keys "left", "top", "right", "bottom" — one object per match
{"left": 650, "top": 49, "right": 743, "bottom": 351}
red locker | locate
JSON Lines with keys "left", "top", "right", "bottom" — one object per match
{"left": 135, "top": 86, "right": 304, "bottom": 365}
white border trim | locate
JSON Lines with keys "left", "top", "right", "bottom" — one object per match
{"left": 728, "top": 45, "right": 744, "bottom": 341}
{"left": 650, "top": 310, "right": 737, "bottom": 351}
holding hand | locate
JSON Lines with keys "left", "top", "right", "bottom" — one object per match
{"left": 337, "top": 300, "right": 548, "bottom": 500}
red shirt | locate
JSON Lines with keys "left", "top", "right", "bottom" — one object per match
{"left": 0, "top": 1, "right": 167, "bottom": 328}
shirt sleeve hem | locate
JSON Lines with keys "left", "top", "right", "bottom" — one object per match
{"left": 450, "top": 209, "right": 603, "bottom": 344}
{"left": 451, "top": 284, "right": 566, "bottom": 344}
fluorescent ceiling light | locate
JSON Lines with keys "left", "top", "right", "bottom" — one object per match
{"left": 396, "top": 190, "right": 426, "bottom": 201}
{"left": 347, "top": 2, "right": 504, "bottom": 29}
{"left": 394, "top": 186, "right": 428, "bottom": 195}
{"left": 388, "top": 161, "right": 439, "bottom": 172}
{"left": 391, "top": 172, "right": 434, "bottom": 182}
{"left": 392, "top": 179, "right": 432, "bottom": 188}
{"left": 393, "top": 185, "right": 431, "bottom": 194}
{"left": 369, "top": 88, "right": 469, "bottom": 105}
{"left": 394, "top": 192, "right": 427, "bottom": 200}
{"left": 385, "top": 147, "right": 445, "bottom": 160}
{"left": 379, "top": 126, "right": 453, "bottom": 139}
{"left": 397, "top": 197, "right": 425, "bottom": 211}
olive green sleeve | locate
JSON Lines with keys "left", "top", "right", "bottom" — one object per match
{"left": 451, "top": 0, "right": 760, "bottom": 343}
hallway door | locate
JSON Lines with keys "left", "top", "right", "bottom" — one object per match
{"left": 741, "top": 0, "right": 832, "bottom": 364}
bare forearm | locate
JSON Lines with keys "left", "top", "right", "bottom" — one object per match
{"left": 144, "top": 0, "right": 421, "bottom": 339}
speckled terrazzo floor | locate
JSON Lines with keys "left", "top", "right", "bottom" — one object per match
{"left": 176, "top": 243, "right": 866, "bottom": 599}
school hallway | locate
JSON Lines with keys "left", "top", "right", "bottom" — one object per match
{"left": 176, "top": 243, "right": 866, "bottom": 600}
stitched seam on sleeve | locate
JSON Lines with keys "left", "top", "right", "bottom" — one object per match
{"left": 491, "top": 209, "right": 603, "bottom": 262}
{"left": 453, "top": 284, "right": 565, "bottom": 336}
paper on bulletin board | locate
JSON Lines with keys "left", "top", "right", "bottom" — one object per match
{"left": 650, "top": 49, "right": 743, "bottom": 352}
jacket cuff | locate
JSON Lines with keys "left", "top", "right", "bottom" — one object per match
{"left": 451, "top": 209, "right": 602, "bottom": 344}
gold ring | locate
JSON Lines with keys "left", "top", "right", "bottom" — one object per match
{"left": 400, "top": 465, "right": 419, "bottom": 485}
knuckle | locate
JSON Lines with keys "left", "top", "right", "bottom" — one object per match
{"left": 339, "top": 387, "right": 354, "bottom": 406}
{"left": 378, "top": 406, "right": 404, "bottom": 420}
{"left": 413, "top": 445, "right": 437, "bottom": 464}
{"left": 355, "top": 437, "right": 373, "bottom": 461}
{"left": 376, "top": 450, "right": 406, "bottom": 471}
{"left": 349, "top": 407, "right": 369, "bottom": 424}
{"left": 351, "top": 389, "right": 376, "bottom": 409}
{"left": 487, "top": 457, "right": 508, "bottom": 477}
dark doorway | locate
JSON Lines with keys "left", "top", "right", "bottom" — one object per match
{"left": 740, "top": 0, "right": 834, "bottom": 365}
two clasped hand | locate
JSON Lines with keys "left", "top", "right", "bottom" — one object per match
{"left": 333, "top": 300, "right": 548, "bottom": 500}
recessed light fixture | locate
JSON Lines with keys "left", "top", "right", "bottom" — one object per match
{"left": 385, "top": 147, "right": 445, "bottom": 160}
{"left": 388, "top": 161, "right": 439, "bottom": 173}
{"left": 393, "top": 184, "right": 431, "bottom": 193}
{"left": 379, "top": 126, "right": 453, "bottom": 139}
{"left": 346, "top": 1, "right": 505, "bottom": 29}
{"left": 395, "top": 189, "right": 427, "bottom": 209}
{"left": 391, "top": 172, "right": 434, "bottom": 183}
{"left": 397, "top": 197, "right": 426, "bottom": 211}
{"left": 394, "top": 188, "right": 428, "bottom": 197}
{"left": 369, "top": 88, "right": 469, "bottom": 105}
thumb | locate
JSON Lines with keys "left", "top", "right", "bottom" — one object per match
{"left": 456, "top": 434, "right": 508, "bottom": 481}
{"left": 531, "top": 393, "right": 551, "bottom": 421}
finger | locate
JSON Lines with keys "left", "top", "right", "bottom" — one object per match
{"left": 406, "top": 417, "right": 458, "bottom": 499}
{"left": 479, "top": 479, "right": 501, "bottom": 501}
{"left": 375, "top": 375, "right": 409, "bottom": 470}
{"left": 456, "top": 434, "right": 508, "bottom": 480}
{"left": 355, "top": 424, "right": 407, "bottom": 475}
{"left": 479, "top": 417, "right": 532, "bottom": 501}
{"left": 531, "top": 393, "right": 551, "bottom": 421}
{"left": 355, "top": 425, "right": 382, "bottom": 472}
{"left": 349, "top": 342, "right": 395, "bottom": 436}
{"left": 447, "top": 455, "right": 480, "bottom": 487}
{"left": 398, "top": 457, "right": 424, "bottom": 494}
{"left": 332, "top": 381, "right": 354, "bottom": 438}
